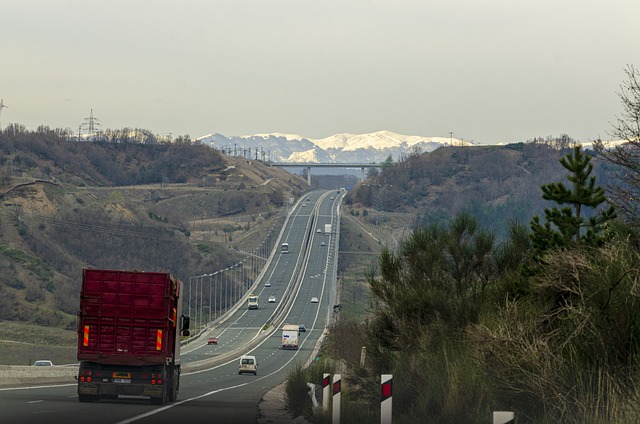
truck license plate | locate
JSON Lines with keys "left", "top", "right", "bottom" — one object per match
{"left": 113, "top": 378, "right": 131, "bottom": 383}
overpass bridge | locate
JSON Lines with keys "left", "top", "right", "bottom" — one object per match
{"left": 269, "top": 162, "right": 379, "bottom": 185}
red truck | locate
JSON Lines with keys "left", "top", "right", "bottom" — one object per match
{"left": 76, "top": 268, "right": 190, "bottom": 404}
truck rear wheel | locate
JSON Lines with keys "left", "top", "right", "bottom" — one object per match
{"left": 168, "top": 378, "right": 178, "bottom": 402}
{"left": 151, "top": 389, "right": 167, "bottom": 405}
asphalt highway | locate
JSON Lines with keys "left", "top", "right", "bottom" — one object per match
{"left": 0, "top": 190, "right": 343, "bottom": 424}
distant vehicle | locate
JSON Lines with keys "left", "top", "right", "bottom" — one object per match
{"left": 33, "top": 360, "right": 54, "bottom": 367}
{"left": 302, "top": 204, "right": 307, "bottom": 207}
{"left": 298, "top": 325, "right": 306, "bottom": 332}
{"left": 330, "top": 196, "right": 334, "bottom": 200}
{"left": 311, "top": 297, "right": 319, "bottom": 303}
{"left": 207, "top": 337, "right": 218, "bottom": 345}
{"left": 281, "top": 242, "right": 289, "bottom": 254}
{"left": 324, "top": 224, "right": 331, "bottom": 235}
{"left": 316, "top": 228, "right": 322, "bottom": 233}
{"left": 320, "top": 241, "right": 326, "bottom": 246}
{"left": 268, "top": 296, "right": 276, "bottom": 303}
{"left": 238, "top": 355, "right": 257, "bottom": 375}
{"left": 265, "top": 282, "right": 271, "bottom": 287}
{"left": 247, "top": 294, "right": 259, "bottom": 310}
{"left": 282, "top": 324, "right": 300, "bottom": 350}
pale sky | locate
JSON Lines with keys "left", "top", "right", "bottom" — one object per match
{"left": 2, "top": 0, "right": 639, "bottom": 144}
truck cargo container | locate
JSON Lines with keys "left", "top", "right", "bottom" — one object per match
{"left": 324, "top": 224, "right": 331, "bottom": 235}
{"left": 76, "top": 268, "right": 190, "bottom": 405}
{"left": 281, "top": 324, "right": 300, "bottom": 350}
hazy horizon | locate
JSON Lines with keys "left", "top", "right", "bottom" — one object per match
{"left": 2, "top": 0, "right": 640, "bottom": 144}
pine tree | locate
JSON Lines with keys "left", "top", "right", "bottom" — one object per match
{"left": 530, "top": 145, "right": 616, "bottom": 257}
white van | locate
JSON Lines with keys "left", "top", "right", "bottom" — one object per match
{"left": 238, "top": 355, "right": 257, "bottom": 375}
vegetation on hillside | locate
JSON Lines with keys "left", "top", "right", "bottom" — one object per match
{"left": 289, "top": 142, "right": 640, "bottom": 422}
{"left": 345, "top": 138, "right": 618, "bottom": 240}
{"left": 0, "top": 127, "right": 306, "bottom": 335}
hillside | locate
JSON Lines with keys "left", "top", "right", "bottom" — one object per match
{"left": 0, "top": 130, "right": 620, "bottom": 366}
{"left": 343, "top": 142, "right": 618, "bottom": 239}
{"left": 0, "top": 128, "right": 308, "bottom": 333}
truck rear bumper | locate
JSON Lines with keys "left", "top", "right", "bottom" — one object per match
{"left": 78, "top": 382, "right": 163, "bottom": 398}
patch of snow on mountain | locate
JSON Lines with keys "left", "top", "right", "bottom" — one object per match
{"left": 249, "top": 133, "right": 309, "bottom": 142}
{"left": 287, "top": 149, "right": 319, "bottom": 162}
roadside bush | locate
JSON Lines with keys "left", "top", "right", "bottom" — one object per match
{"left": 470, "top": 236, "right": 640, "bottom": 422}
{"left": 285, "top": 362, "right": 311, "bottom": 418}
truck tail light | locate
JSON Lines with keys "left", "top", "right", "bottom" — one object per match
{"left": 80, "top": 370, "right": 92, "bottom": 382}
{"left": 151, "top": 373, "right": 163, "bottom": 385}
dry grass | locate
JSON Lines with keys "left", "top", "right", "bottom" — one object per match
{"left": 0, "top": 321, "right": 77, "bottom": 365}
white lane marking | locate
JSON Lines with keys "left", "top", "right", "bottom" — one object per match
{"left": 117, "top": 324, "right": 316, "bottom": 423}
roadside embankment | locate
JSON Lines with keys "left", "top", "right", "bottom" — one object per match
{"left": 0, "top": 365, "right": 78, "bottom": 388}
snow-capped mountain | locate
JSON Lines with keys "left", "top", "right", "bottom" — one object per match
{"left": 196, "top": 130, "right": 473, "bottom": 163}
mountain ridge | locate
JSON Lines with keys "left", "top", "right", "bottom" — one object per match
{"left": 196, "top": 130, "right": 473, "bottom": 163}
{"left": 196, "top": 130, "right": 625, "bottom": 164}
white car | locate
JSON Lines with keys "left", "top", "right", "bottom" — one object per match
{"left": 265, "top": 282, "right": 271, "bottom": 287}
{"left": 268, "top": 296, "right": 276, "bottom": 303}
{"left": 33, "top": 360, "right": 54, "bottom": 366}
{"left": 311, "top": 297, "right": 319, "bottom": 303}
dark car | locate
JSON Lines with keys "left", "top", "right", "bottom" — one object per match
{"left": 299, "top": 325, "right": 306, "bottom": 332}
{"left": 208, "top": 337, "right": 218, "bottom": 345}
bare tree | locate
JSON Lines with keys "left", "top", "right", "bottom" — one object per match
{"left": 594, "top": 65, "right": 640, "bottom": 225}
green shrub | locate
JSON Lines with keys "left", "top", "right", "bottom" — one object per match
{"left": 285, "top": 362, "right": 310, "bottom": 418}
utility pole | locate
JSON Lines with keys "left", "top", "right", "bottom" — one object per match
{"left": 0, "top": 99, "right": 8, "bottom": 131}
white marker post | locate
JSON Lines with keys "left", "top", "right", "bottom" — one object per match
{"left": 323, "top": 373, "right": 330, "bottom": 412}
{"left": 493, "top": 411, "right": 515, "bottom": 424}
{"left": 332, "top": 374, "right": 341, "bottom": 424}
{"left": 381, "top": 374, "right": 392, "bottom": 424}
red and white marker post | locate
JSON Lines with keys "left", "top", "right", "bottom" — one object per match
{"left": 332, "top": 374, "right": 341, "bottom": 424}
{"left": 493, "top": 411, "right": 515, "bottom": 424}
{"left": 381, "top": 374, "right": 392, "bottom": 424}
{"left": 323, "top": 373, "right": 330, "bottom": 412}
